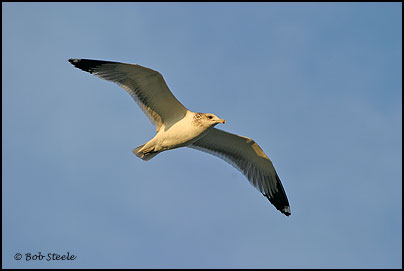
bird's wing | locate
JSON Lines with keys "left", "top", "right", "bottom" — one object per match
{"left": 69, "top": 59, "right": 188, "bottom": 132}
{"left": 189, "top": 128, "right": 291, "bottom": 216}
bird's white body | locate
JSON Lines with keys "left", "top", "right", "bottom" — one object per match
{"left": 135, "top": 111, "right": 219, "bottom": 159}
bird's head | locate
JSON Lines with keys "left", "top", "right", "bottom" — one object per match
{"left": 194, "top": 112, "right": 226, "bottom": 128}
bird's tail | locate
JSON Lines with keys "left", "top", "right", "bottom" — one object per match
{"left": 132, "top": 144, "right": 160, "bottom": 161}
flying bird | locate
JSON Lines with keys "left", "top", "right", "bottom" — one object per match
{"left": 69, "top": 58, "right": 291, "bottom": 216}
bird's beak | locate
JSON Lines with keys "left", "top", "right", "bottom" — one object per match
{"left": 218, "top": 119, "right": 226, "bottom": 124}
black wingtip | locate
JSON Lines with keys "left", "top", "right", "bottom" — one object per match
{"left": 68, "top": 58, "right": 115, "bottom": 74}
{"left": 267, "top": 194, "right": 291, "bottom": 216}
{"left": 265, "top": 174, "right": 291, "bottom": 216}
{"left": 68, "top": 58, "right": 83, "bottom": 66}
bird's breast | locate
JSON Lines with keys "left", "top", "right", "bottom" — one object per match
{"left": 155, "top": 116, "right": 209, "bottom": 150}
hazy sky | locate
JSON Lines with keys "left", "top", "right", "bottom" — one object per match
{"left": 2, "top": 2, "right": 402, "bottom": 269}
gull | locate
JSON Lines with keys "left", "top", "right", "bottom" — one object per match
{"left": 69, "top": 58, "right": 291, "bottom": 216}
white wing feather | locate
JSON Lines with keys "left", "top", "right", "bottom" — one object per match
{"left": 69, "top": 59, "right": 188, "bottom": 132}
{"left": 189, "top": 128, "right": 291, "bottom": 216}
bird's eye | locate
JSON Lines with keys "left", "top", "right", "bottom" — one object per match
{"left": 208, "top": 116, "right": 213, "bottom": 119}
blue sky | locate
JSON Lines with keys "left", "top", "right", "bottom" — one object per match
{"left": 2, "top": 3, "right": 402, "bottom": 269}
